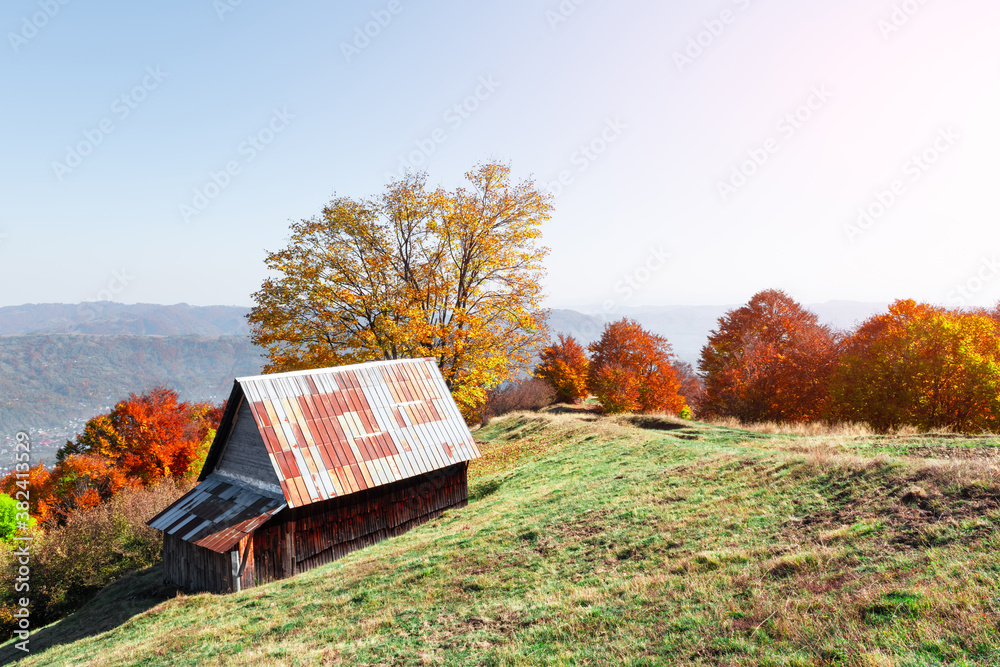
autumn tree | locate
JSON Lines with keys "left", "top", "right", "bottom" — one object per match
{"left": 828, "top": 300, "right": 1000, "bottom": 432}
{"left": 972, "top": 301, "right": 1000, "bottom": 325}
{"left": 698, "top": 289, "right": 838, "bottom": 423}
{"left": 46, "top": 455, "right": 133, "bottom": 523}
{"left": 57, "top": 387, "right": 218, "bottom": 486}
{"left": 57, "top": 387, "right": 204, "bottom": 483}
{"left": 56, "top": 413, "right": 123, "bottom": 463}
{"left": 534, "top": 334, "right": 589, "bottom": 403}
{"left": 587, "top": 319, "right": 686, "bottom": 414}
{"left": 0, "top": 464, "right": 55, "bottom": 526}
{"left": 248, "top": 162, "right": 551, "bottom": 419}
{"left": 1, "top": 388, "right": 220, "bottom": 528}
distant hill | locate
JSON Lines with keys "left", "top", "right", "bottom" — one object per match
{"left": 0, "top": 334, "right": 264, "bottom": 467}
{"left": 0, "top": 302, "right": 250, "bottom": 336}
{"left": 1, "top": 301, "right": 887, "bottom": 364}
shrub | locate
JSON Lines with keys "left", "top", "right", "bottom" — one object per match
{"left": 828, "top": 300, "right": 1000, "bottom": 432}
{"left": 482, "top": 378, "right": 556, "bottom": 423}
{"left": 0, "top": 494, "right": 18, "bottom": 542}
{"left": 0, "top": 480, "right": 187, "bottom": 641}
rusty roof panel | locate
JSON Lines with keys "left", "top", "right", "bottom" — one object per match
{"left": 226, "top": 358, "right": 480, "bottom": 509}
{"left": 147, "top": 474, "right": 286, "bottom": 552}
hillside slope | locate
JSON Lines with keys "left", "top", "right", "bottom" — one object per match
{"left": 5, "top": 410, "right": 1000, "bottom": 666}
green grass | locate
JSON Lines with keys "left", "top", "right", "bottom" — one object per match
{"left": 4, "top": 410, "right": 1000, "bottom": 666}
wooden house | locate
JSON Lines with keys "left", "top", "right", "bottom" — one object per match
{"left": 147, "top": 358, "right": 481, "bottom": 593}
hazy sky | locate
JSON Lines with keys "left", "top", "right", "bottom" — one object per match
{"left": 2, "top": 0, "right": 999, "bottom": 312}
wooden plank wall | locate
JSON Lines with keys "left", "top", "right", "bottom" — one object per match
{"left": 163, "top": 532, "right": 234, "bottom": 593}
{"left": 250, "top": 462, "right": 469, "bottom": 586}
{"left": 163, "top": 462, "right": 469, "bottom": 593}
{"left": 216, "top": 399, "right": 281, "bottom": 485}
{"left": 237, "top": 535, "right": 254, "bottom": 591}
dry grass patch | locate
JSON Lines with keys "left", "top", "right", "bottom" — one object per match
{"left": 705, "top": 417, "right": 877, "bottom": 437}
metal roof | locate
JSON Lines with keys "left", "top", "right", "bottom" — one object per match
{"left": 147, "top": 473, "right": 286, "bottom": 553}
{"left": 237, "top": 358, "right": 481, "bottom": 508}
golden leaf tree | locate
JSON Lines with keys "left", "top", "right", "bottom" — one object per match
{"left": 248, "top": 162, "right": 551, "bottom": 419}
{"left": 828, "top": 300, "right": 1000, "bottom": 432}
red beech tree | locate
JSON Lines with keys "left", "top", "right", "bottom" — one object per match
{"left": 588, "top": 319, "right": 686, "bottom": 414}
{"left": 535, "top": 334, "right": 589, "bottom": 403}
{"left": 48, "top": 455, "right": 134, "bottom": 522}
{"left": 698, "top": 289, "right": 838, "bottom": 423}
{"left": 10, "top": 388, "right": 228, "bottom": 525}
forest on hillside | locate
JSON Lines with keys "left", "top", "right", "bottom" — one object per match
{"left": 0, "top": 335, "right": 262, "bottom": 438}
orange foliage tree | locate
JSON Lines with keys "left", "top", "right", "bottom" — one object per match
{"left": 0, "top": 464, "right": 56, "bottom": 526}
{"left": 110, "top": 387, "right": 204, "bottom": 482}
{"left": 59, "top": 387, "right": 209, "bottom": 483}
{"left": 587, "top": 319, "right": 686, "bottom": 414}
{"left": 1, "top": 387, "right": 222, "bottom": 526}
{"left": 698, "top": 289, "right": 838, "bottom": 423}
{"left": 47, "top": 455, "right": 132, "bottom": 523}
{"left": 534, "top": 334, "right": 589, "bottom": 403}
{"left": 828, "top": 300, "right": 1000, "bottom": 432}
{"left": 247, "top": 162, "right": 551, "bottom": 420}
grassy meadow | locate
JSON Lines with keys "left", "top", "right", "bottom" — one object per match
{"left": 3, "top": 408, "right": 999, "bottom": 666}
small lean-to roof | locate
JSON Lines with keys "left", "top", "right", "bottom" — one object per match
{"left": 147, "top": 473, "right": 286, "bottom": 553}
{"left": 237, "top": 357, "right": 481, "bottom": 508}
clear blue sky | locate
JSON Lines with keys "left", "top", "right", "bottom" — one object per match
{"left": 2, "top": 0, "right": 999, "bottom": 311}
